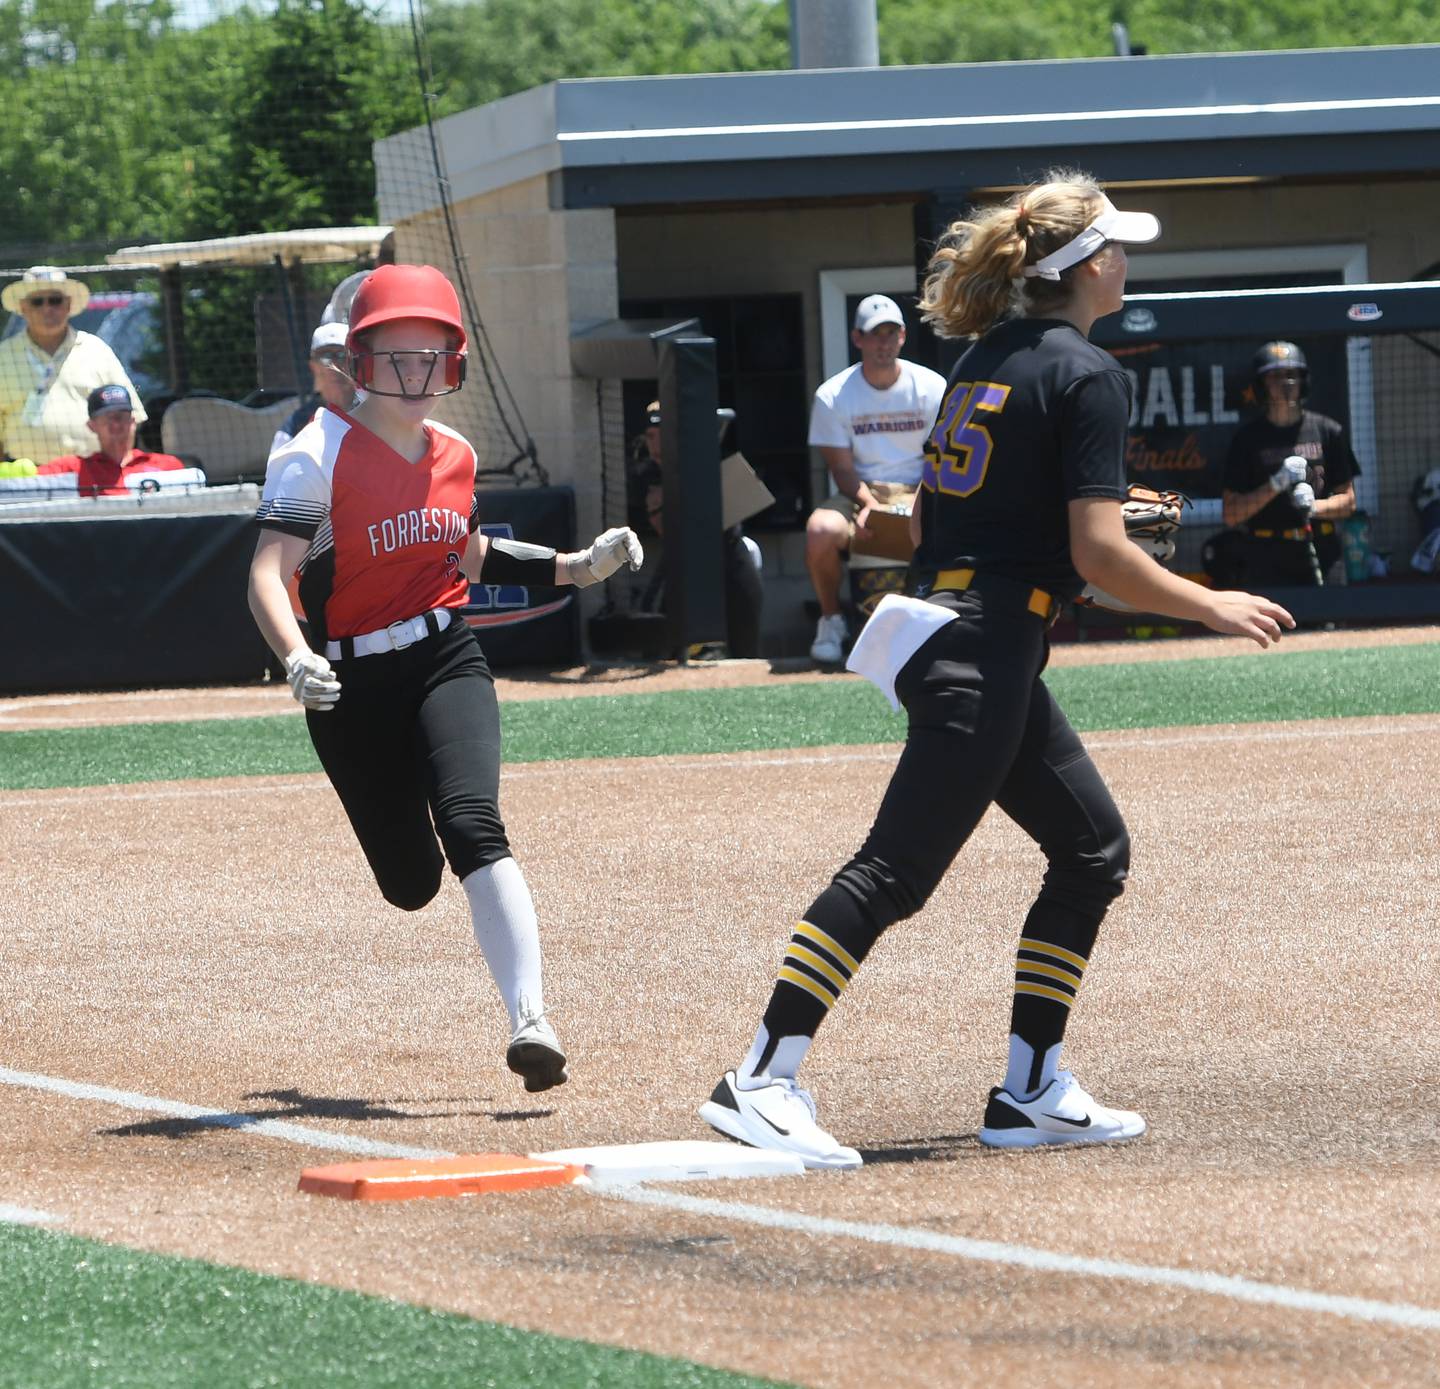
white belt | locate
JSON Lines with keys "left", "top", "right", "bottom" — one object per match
{"left": 325, "top": 607, "right": 452, "bottom": 660}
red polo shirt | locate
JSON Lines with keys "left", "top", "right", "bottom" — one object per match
{"left": 37, "top": 449, "right": 188, "bottom": 498}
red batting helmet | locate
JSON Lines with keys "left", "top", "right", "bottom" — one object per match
{"left": 347, "top": 264, "right": 468, "bottom": 397}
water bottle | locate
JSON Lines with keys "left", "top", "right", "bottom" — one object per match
{"left": 1340, "top": 513, "right": 1372, "bottom": 584}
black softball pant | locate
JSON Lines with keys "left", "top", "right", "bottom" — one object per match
{"left": 832, "top": 586, "right": 1130, "bottom": 930}
{"left": 305, "top": 620, "right": 511, "bottom": 910}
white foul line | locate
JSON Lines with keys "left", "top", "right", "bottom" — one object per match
{"left": 2, "top": 1063, "right": 1438, "bottom": 1334}
{"left": 601, "top": 1185, "right": 1440, "bottom": 1334}
{"left": 0, "top": 1203, "right": 61, "bottom": 1226}
{"left": 0, "top": 1067, "right": 445, "bottom": 1161}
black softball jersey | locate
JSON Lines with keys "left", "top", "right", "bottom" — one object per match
{"left": 911, "top": 318, "right": 1131, "bottom": 602}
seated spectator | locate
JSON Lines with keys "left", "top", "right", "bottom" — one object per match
{"left": 636, "top": 399, "right": 764, "bottom": 658}
{"left": 0, "top": 267, "right": 145, "bottom": 464}
{"left": 269, "top": 323, "right": 358, "bottom": 454}
{"left": 805, "top": 295, "right": 946, "bottom": 664}
{"left": 37, "top": 385, "right": 187, "bottom": 497}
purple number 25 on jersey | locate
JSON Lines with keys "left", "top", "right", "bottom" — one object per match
{"left": 922, "top": 380, "right": 1011, "bottom": 497}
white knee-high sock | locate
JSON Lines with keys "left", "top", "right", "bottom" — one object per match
{"left": 461, "top": 858, "right": 544, "bottom": 1029}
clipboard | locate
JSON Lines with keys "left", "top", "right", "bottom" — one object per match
{"left": 720, "top": 451, "right": 774, "bottom": 530}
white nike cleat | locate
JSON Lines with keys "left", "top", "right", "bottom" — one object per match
{"left": 699, "top": 1071, "right": 862, "bottom": 1170}
{"left": 978, "top": 1070, "right": 1146, "bottom": 1149}
{"left": 506, "top": 999, "right": 569, "bottom": 1093}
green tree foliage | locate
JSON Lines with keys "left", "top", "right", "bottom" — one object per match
{"left": 420, "top": 0, "right": 789, "bottom": 115}
{"left": 4, "top": 0, "right": 1437, "bottom": 396}
{"left": 0, "top": 0, "right": 202, "bottom": 253}
{"left": 879, "top": 0, "right": 1440, "bottom": 65}
{"left": 176, "top": 0, "right": 418, "bottom": 394}
{"left": 186, "top": 0, "right": 416, "bottom": 239}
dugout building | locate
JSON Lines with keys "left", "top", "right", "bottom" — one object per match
{"left": 376, "top": 42, "right": 1440, "bottom": 650}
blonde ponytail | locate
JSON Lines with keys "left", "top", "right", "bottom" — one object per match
{"left": 919, "top": 170, "right": 1107, "bottom": 339}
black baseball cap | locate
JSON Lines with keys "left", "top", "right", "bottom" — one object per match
{"left": 87, "top": 384, "right": 133, "bottom": 418}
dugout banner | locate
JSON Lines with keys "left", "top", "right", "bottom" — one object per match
{"left": 463, "top": 486, "right": 579, "bottom": 668}
{"left": 0, "top": 486, "right": 578, "bottom": 694}
{"left": 0, "top": 511, "right": 271, "bottom": 693}
{"left": 1100, "top": 336, "right": 1352, "bottom": 498}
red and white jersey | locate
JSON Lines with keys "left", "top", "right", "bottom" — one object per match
{"left": 255, "top": 407, "right": 480, "bottom": 644}
{"left": 37, "top": 448, "right": 188, "bottom": 497}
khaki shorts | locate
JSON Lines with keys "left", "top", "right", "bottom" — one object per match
{"left": 813, "top": 482, "right": 917, "bottom": 528}
{"left": 815, "top": 484, "right": 917, "bottom": 562}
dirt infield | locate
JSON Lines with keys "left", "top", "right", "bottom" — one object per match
{"left": 1, "top": 623, "right": 1435, "bottom": 731}
{"left": 4, "top": 695, "right": 1440, "bottom": 1384}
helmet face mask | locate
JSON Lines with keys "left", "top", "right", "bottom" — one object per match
{"left": 1253, "top": 340, "right": 1308, "bottom": 406}
{"left": 349, "top": 345, "right": 466, "bottom": 398}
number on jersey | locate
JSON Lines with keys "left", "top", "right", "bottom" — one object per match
{"left": 922, "top": 380, "right": 1011, "bottom": 497}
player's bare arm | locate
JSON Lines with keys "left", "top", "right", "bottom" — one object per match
{"left": 1312, "top": 479, "right": 1357, "bottom": 520}
{"left": 247, "top": 529, "right": 311, "bottom": 661}
{"left": 248, "top": 529, "right": 342, "bottom": 712}
{"left": 1222, "top": 482, "right": 1284, "bottom": 527}
{"left": 1069, "top": 497, "right": 1294, "bottom": 647}
{"left": 818, "top": 444, "right": 878, "bottom": 534}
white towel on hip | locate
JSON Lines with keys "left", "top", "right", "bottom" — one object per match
{"left": 844, "top": 593, "right": 959, "bottom": 711}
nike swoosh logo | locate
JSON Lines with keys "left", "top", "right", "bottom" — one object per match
{"left": 756, "top": 1112, "right": 791, "bottom": 1137}
{"left": 1042, "top": 1112, "right": 1091, "bottom": 1128}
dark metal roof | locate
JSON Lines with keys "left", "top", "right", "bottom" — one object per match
{"left": 375, "top": 45, "right": 1440, "bottom": 213}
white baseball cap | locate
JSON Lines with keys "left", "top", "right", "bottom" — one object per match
{"left": 1022, "top": 196, "right": 1160, "bottom": 282}
{"left": 310, "top": 321, "right": 350, "bottom": 354}
{"left": 853, "top": 294, "right": 906, "bottom": 333}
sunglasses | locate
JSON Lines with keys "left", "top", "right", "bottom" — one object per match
{"left": 27, "top": 294, "right": 68, "bottom": 308}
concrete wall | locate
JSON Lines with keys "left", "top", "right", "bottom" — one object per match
{"left": 1131, "top": 180, "right": 1440, "bottom": 282}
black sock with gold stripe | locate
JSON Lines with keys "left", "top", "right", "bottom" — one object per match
{"left": 1005, "top": 901, "right": 1103, "bottom": 1096}
{"left": 739, "top": 883, "right": 881, "bottom": 1082}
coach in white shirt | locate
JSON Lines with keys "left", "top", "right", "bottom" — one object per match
{"left": 805, "top": 294, "right": 946, "bottom": 665}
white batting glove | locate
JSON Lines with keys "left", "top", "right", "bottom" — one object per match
{"left": 1290, "top": 481, "right": 1316, "bottom": 518}
{"left": 564, "top": 527, "right": 645, "bottom": 588}
{"left": 284, "top": 648, "right": 342, "bottom": 711}
{"left": 1268, "top": 455, "right": 1308, "bottom": 493}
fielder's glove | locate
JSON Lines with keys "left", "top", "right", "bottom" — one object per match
{"left": 1291, "top": 481, "right": 1316, "bottom": 518}
{"left": 284, "top": 647, "right": 342, "bottom": 711}
{"left": 565, "top": 527, "right": 645, "bottom": 588}
{"left": 1268, "top": 455, "right": 1308, "bottom": 493}
{"left": 1078, "top": 484, "right": 1190, "bottom": 613}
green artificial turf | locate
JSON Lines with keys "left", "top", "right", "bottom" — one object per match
{"left": 0, "top": 1223, "right": 789, "bottom": 1389}
{"left": 1, "top": 642, "right": 1435, "bottom": 792}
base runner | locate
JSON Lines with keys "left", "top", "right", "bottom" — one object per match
{"left": 247, "top": 264, "right": 642, "bottom": 1092}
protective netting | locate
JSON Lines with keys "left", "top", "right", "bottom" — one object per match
{"left": 0, "top": 0, "right": 538, "bottom": 490}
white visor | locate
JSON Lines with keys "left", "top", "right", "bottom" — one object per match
{"left": 1021, "top": 197, "right": 1161, "bottom": 281}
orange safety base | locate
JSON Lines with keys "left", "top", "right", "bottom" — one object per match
{"left": 298, "top": 1152, "right": 584, "bottom": 1202}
